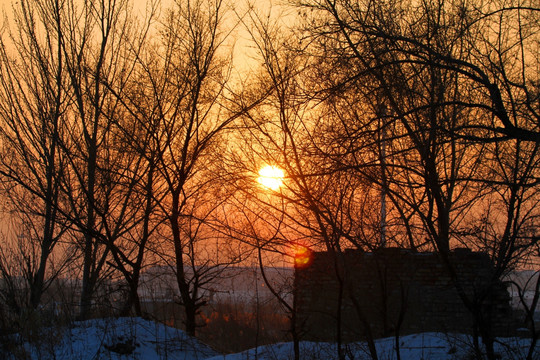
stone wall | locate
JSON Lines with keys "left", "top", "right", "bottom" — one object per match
{"left": 295, "top": 248, "right": 512, "bottom": 342}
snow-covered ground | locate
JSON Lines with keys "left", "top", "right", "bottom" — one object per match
{"left": 6, "top": 317, "right": 217, "bottom": 360}
{"left": 4, "top": 317, "right": 539, "bottom": 360}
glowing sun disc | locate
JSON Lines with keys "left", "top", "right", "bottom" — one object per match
{"left": 257, "top": 165, "right": 284, "bottom": 190}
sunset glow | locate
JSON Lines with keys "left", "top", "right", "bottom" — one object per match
{"left": 293, "top": 245, "right": 312, "bottom": 268}
{"left": 257, "top": 165, "right": 284, "bottom": 191}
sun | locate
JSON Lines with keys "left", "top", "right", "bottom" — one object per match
{"left": 257, "top": 165, "right": 284, "bottom": 191}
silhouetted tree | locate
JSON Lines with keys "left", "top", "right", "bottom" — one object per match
{"left": 293, "top": 0, "right": 539, "bottom": 358}
{"left": 0, "top": 0, "right": 72, "bottom": 313}
{"left": 136, "top": 0, "right": 264, "bottom": 336}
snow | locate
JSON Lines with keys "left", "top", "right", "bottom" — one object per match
{"left": 6, "top": 317, "right": 539, "bottom": 360}
{"left": 206, "top": 333, "right": 537, "bottom": 360}
{"left": 13, "top": 317, "right": 218, "bottom": 360}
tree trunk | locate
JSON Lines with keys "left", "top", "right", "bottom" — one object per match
{"left": 29, "top": 250, "right": 50, "bottom": 309}
{"left": 79, "top": 232, "right": 95, "bottom": 320}
{"left": 171, "top": 193, "right": 198, "bottom": 336}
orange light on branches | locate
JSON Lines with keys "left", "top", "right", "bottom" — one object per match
{"left": 257, "top": 165, "right": 284, "bottom": 191}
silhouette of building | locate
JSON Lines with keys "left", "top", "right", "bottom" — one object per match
{"left": 295, "top": 248, "right": 513, "bottom": 342}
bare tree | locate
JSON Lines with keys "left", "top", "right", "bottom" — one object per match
{"left": 0, "top": 0, "right": 72, "bottom": 314}
{"left": 132, "top": 0, "right": 262, "bottom": 336}
{"left": 224, "top": 7, "right": 390, "bottom": 359}
{"left": 291, "top": 0, "right": 539, "bottom": 358}
{"left": 53, "top": 0, "right": 154, "bottom": 320}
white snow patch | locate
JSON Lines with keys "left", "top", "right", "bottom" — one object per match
{"left": 5, "top": 318, "right": 539, "bottom": 360}
{"left": 15, "top": 317, "right": 218, "bottom": 360}
{"left": 207, "top": 333, "right": 538, "bottom": 360}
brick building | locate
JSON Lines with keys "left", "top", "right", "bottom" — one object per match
{"left": 295, "top": 248, "right": 513, "bottom": 342}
